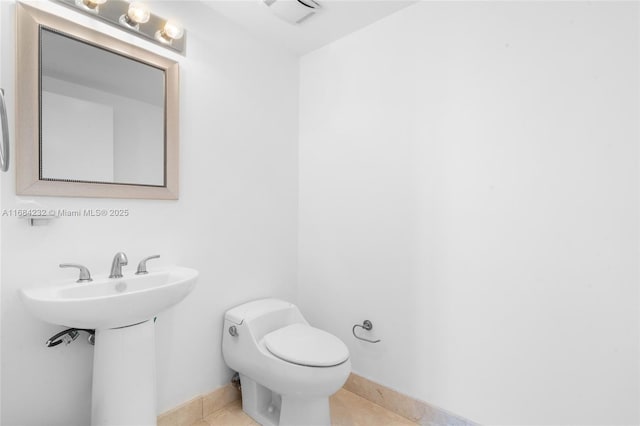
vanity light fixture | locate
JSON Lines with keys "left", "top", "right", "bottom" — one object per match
{"left": 54, "top": 0, "right": 186, "bottom": 54}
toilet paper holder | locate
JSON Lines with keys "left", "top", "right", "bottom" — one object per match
{"left": 352, "top": 320, "right": 381, "bottom": 344}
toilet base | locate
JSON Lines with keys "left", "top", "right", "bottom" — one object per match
{"left": 239, "top": 374, "right": 331, "bottom": 426}
{"left": 281, "top": 395, "right": 330, "bottom": 426}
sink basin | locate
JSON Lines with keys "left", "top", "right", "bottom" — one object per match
{"left": 21, "top": 266, "right": 198, "bottom": 329}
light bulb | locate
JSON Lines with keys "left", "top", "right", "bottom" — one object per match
{"left": 127, "top": 3, "right": 150, "bottom": 24}
{"left": 160, "top": 20, "right": 184, "bottom": 41}
{"left": 80, "top": 0, "right": 107, "bottom": 10}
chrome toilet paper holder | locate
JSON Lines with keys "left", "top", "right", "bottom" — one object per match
{"left": 352, "top": 320, "right": 381, "bottom": 344}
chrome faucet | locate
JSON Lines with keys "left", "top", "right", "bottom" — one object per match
{"left": 109, "top": 252, "right": 128, "bottom": 278}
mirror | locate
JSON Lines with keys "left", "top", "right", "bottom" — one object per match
{"left": 16, "top": 3, "right": 179, "bottom": 199}
{"left": 41, "top": 28, "right": 165, "bottom": 186}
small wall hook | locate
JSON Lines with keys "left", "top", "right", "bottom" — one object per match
{"left": 352, "top": 320, "right": 381, "bottom": 343}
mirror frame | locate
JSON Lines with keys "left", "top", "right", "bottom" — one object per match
{"left": 16, "top": 3, "right": 179, "bottom": 199}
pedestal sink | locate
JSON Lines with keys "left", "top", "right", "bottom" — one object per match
{"left": 21, "top": 266, "right": 199, "bottom": 426}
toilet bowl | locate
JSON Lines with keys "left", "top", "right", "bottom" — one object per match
{"left": 222, "top": 298, "right": 351, "bottom": 426}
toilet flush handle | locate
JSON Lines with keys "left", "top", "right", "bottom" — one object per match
{"left": 229, "top": 325, "right": 239, "bottom": 337}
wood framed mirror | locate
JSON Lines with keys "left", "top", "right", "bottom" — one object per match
{"left": 16, "top": 3, "right": 179, "bottom": 199}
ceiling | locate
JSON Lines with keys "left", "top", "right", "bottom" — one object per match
{"left": 41, "top": 28, "right": 163, "bottom": 106}
{"left": 201, "top": 0, "right": 417, "bottom": 55}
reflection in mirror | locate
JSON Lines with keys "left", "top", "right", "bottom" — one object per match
{"left": 40, "top": 28, "right": 165, "bottom": 186}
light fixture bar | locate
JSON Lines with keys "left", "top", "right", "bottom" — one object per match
{"left": 53, "top": 0, "right": 186, "bottom": 54}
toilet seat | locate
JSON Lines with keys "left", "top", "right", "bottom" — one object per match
{"left": 264, "top": 324, "right": 349, "bottom": 367}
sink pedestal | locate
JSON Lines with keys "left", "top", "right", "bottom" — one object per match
{"left": 91, "top": 320, "right": 156, "bottom": 426}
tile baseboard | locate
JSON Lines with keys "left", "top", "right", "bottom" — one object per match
{"left": 344, "top": 373, "right": 477, "bottom": 426}
{"left": 157, "top": 396, "right": 202, "bottom": 426}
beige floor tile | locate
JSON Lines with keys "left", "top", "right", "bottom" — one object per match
{"left": 203, "top": 384, "right": 242, "bottom": 417}
{"left": 330, "top": 389, "right": 417, "bottom": 426}
{"left": 190, "top": 422, "right": 210, "bottom": 426}
{"left": 203, "top": 399, "right": 259, "bottom": 426}
{"left": 198, "top": 389, "right": 416, "bottom": 426}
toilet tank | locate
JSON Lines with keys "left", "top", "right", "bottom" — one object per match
{"left": 225, "top": 298, "right": 306, "bottom": 342}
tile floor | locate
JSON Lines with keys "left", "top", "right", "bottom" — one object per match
{"left": 192, "top": 389, "right": 417, "bottom": 426}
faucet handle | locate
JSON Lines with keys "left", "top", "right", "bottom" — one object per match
{"left": 136, "top": 255, "right": 160, "bottom": 275}
{"left": 59, "top": 263, "right": 93, "bottom": 283}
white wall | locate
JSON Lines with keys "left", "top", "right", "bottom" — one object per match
{"left": 112, "top": 97, "right": 163, "bottom": 186}
{"left": 42, "top": 88, "right": 115, "bottom": 182}
{"left": 42, "top": 76, "right": 165, "bottom": 185}
{"left": 0, "top": 1, "right": 298, "bottom": 425}
{"left": 299, "top": 2, "right": 639, "bottom": 425}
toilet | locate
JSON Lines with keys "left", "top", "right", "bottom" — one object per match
{"left": 222, "top": 298, "right": 351, "bottom": 426}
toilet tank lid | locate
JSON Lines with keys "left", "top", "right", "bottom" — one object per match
{"left": 225, "top": 298, "right": 295, "bottom": 325}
